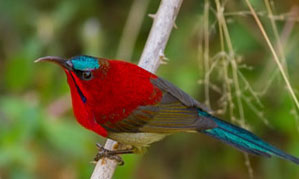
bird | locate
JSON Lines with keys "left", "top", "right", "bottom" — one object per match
{"left": 35, "top": 55, "right": 299, "bottom": 165}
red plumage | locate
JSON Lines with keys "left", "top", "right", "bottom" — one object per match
{"left": 65, "top": 60, "right": 162, "bottom": 137}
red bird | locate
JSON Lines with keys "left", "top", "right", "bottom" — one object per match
{"left": 36, "top": 55, "right": 299, "bottom": 165}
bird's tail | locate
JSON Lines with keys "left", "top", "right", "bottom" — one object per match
{"left": 198, "top": 110, "right": 299, "bottom": 164}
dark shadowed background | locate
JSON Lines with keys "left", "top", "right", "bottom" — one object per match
{"left": 1, "top": 0, "right": 299, "bottom": 178}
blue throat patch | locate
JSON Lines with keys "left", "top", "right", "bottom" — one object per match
{"left": 70, "top": 55, "right": 100, "bottom": 71}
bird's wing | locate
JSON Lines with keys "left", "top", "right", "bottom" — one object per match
{"left": 140, "top": 77, "right": 217, "bottom": 132}
{"left": 151, "top": 77, "right": 205, "bottom": 108}
{"left": 101, "top": 77, "right": 217, "bottom": 133}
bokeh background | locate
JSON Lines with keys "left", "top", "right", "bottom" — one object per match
{"left": 1, "top": 0, "right": 299, "bottom": 178}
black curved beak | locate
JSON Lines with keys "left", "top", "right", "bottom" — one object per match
{"left": 35, "top": 56, "right": 72, "bottom": 70}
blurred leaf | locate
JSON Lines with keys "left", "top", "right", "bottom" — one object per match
{"left": 42, "top": 117, "right": 95, "bottom": 158}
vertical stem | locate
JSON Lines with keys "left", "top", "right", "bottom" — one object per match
{"left": 203, "top": 0, "right": 211, "bottom": 108}
{"left": 215, "top": 0, "right": 253, "bottom": 178}
{"left": 215, "top": 0, "right": 233, "bottom": 119}
{"left": 215, "top": 0, "right": 245, "bottom": 124}
{"left": 264, "top": 0, "right": 288, "bottom": 73}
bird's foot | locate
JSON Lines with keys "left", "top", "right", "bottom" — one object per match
{"left": 94, "top": 143, "right": 134, "bottom": 166}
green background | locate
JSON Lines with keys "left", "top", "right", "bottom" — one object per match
{"left": 1, "top": 0, "right": 299, "bottom": 178}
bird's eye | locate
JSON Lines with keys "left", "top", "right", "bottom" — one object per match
{"left": 81, "top": 71, "right": 93, "bottom": 80}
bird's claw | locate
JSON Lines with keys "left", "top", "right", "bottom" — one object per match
{"left": 94, "top": 143, "right": 125, "bottom": 166}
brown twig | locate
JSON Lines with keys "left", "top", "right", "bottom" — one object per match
{"left": 244, "top": 0, "right": 299, "bottom": 110}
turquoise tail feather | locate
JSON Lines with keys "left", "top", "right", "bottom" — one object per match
{"left": 198, "top": 110, "right": 299, "bottom": 164}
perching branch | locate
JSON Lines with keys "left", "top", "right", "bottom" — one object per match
{"left": 90, "top": 0, "right": 183, "bottom": 178}
{"left": 138, "top": 0, "right": 183, "bottom": 73}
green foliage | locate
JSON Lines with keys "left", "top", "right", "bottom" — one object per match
{"left": 1, "top": 0, "right": 299, "bottom": 178}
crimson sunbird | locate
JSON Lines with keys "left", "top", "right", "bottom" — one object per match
{"left": 36, "top": 55, "right": 299, "bottom": 165}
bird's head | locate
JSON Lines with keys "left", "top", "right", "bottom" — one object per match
{"left": 35, "top": 55, "right": 108, "bottom": 80}
{"left": 35, "top": 55, "right": 109, "bottom": 104}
